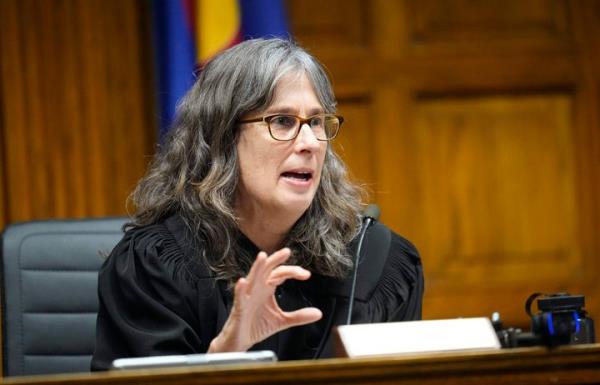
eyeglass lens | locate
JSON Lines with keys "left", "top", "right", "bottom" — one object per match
{"left": 268, "top": 115, "right": 339, "bottom": 140}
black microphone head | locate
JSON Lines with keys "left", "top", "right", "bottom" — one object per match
{"left": 363, "top": 204, "right": 380, "bottom": 221}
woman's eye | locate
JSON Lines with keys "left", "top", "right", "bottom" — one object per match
{"left": 272, "top": 116, "right": 296, "bottom": 128}
{"left": 309, "top": 116, "right": 323, "bottom": 127}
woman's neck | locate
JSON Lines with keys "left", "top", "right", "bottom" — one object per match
{"left": 235, "top": 206, "right": 300, "bottom": 254}
{"left": 238, "top": 221, "right": 285, "bottom": 254}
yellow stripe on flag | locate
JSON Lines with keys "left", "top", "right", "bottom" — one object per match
{"left": 197, "top": 0, "right": 240, "bottom": 63}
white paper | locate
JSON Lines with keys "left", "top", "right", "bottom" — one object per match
{"left": 337, "top": 317, "right": 501, "bottom": 357}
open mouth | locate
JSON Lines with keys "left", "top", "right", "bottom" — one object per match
{"left": 281, "top": 171, "right": 312, "bottom": 181}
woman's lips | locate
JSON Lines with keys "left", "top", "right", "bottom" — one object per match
{"left": 280, "top": 171, "right": 313, "bottom": 187}
{"left": 281, "top": 171, "right": 312, "bottom": 181}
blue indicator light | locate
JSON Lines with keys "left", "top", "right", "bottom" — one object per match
{"left": 547, "top": 313, "right": 555, "bottom": 335}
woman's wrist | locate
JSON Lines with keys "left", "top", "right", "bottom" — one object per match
{"left": 208, "top": 328, "right": 248, "bottom": 353}
{"left": 207, "top": 335, "right": 224, "bottom": 353}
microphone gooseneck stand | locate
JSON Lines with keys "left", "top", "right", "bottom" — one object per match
{"left": 345, "top": 204, "right": 380, "bottom": 325}
{"left": 313, "top": 204, "right": 380, "bottom": 359}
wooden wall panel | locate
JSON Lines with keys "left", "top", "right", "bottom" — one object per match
{"left": 411, "top": 95, "right": 577, "bottom": 282}
{"left": 0, "top": 0, "right": 155, "bottom": 229}
{"left": 409, "top": 94, "right": 580, "bottom": 319}
{"left": 288, "top": 0, "right": 371, "bottom": 50}
{"left": 409, "top": 0, "right": 571, "bottom": 44}
{"left": 335, "top": 94, "right": 376, "bottom": 187}
{"left": 571, "top": 0, "right": 600, "bottom": 327}
{"left": 0, "top": 33, "right": 5, "bottom": 228}
{"left": 0, "top": 148, "right": 4, "bottom": 227}
{"left": 289, "top": 0, "right": 600, "bottom": 327}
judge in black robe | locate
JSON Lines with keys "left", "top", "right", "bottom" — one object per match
{"left": 92, "top": 214, "right": 423, "bottom": 370}
{"left": 91, "top": 38, "right": 425, "bottom": 371}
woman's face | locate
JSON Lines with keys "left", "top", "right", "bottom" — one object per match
{"left": 235, "top": 71, "right": 328, "bottom": 222}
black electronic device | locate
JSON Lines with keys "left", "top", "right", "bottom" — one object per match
{"left": 493, "top": 292, "right": 595, "bottom": 348}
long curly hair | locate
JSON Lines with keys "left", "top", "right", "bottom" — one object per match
{"left": 129, "top": 38, "right": 364, "bottom": 286}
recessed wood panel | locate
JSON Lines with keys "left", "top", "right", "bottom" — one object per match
{"left": 410, "top": 94, "right": 578, "bottom": 284}
{"left": 287, "top": 0, "right": 371, "bottom": 50}
{"left": 407, "top": 94, "right": 580, "bottom": 323}
{"left": 408, "top": 0, "right": 571, "bottom": 44}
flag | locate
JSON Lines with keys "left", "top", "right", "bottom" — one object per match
{"left": 153, "top": 0, "right": 289, "bottom": 136}
{"left": 240, "top": 0, "right": 288, "bottom": 40}
{"left": 152, "top": 0, "right": 197, "bottom": 135}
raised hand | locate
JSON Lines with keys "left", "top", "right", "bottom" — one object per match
{"left": 208, "top": 248, "right": 322, "bottom": 353}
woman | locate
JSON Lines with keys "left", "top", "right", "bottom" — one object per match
{"left": 91, "top": 38, "right": 423, "bottom": 370}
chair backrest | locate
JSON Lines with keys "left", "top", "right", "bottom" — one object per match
{"left": 1, "top": 217, "right": 127, "bottom": 376}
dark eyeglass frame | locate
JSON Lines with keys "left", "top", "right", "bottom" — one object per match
{"left": 238, "top": 113, "right": 344, "bottom": 141}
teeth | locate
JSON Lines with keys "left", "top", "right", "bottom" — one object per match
{"left": 282, "top": 172, "right": 311, "bottom": 180}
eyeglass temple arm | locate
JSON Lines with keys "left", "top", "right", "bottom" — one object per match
{"left": 238, "top": 117, "right": 265, "bottom": 124}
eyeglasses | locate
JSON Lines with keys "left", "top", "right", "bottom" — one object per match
{"left": 238, "top": 113, "right": 343, "bottom": 141}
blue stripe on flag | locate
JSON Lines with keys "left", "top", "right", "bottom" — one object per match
{"left": 153, "top": 0, "right": 197, "bottom": 137}
{"left": 240, "top": 0, "right": 289, "bottom": 40}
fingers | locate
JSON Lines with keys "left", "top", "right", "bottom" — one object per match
{"left": 282, "top": 307, "right": 323, "bottom": 328}
{"left": 264, "top": 247, "right": 292, "bottom": 270}
{"left": 232, "top": 277, "right": 249, "bottom": 313}
{"left": 234, "top": 277, "right": 248, "bottom": 298}
{"left": 246, "top": 248, "right": 292, "bottom": 287}
{"left": 267, "top": 265, "right": 311, "bottom": 286}
{"left": 247, "top": 248, "right": 291, "bottom": 281}
{"left": 245, "top": 251, "right": 268, "bottom": 285}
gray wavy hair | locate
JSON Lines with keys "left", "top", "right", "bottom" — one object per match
{"left": 130, "top": 38, "right": 364, "bottom": 286}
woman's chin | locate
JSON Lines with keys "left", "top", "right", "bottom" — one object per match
{"left": 276, "top": 193, "right": 315, "bottom": 217}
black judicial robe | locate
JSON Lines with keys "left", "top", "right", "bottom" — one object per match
{"left": 91, "top": 214, "right": 424, "bottom": 371}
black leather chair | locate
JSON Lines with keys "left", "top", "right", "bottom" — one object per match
{"left": 1, "top": 217, "right": 126, "bottom": 376}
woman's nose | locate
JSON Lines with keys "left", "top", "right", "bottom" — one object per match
{"left": 294, "top": 122, "right": 321, "bottom": 150}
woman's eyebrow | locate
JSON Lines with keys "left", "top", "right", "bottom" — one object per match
{"left": 266, "top": 106, "right": 325, "bottom": 115}
{"left": 266, "top": 106, "right": 295, "bottom": 114}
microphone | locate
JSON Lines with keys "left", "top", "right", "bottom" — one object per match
{"left": 345, "top": 204, "right": 380, "bottom": 325}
